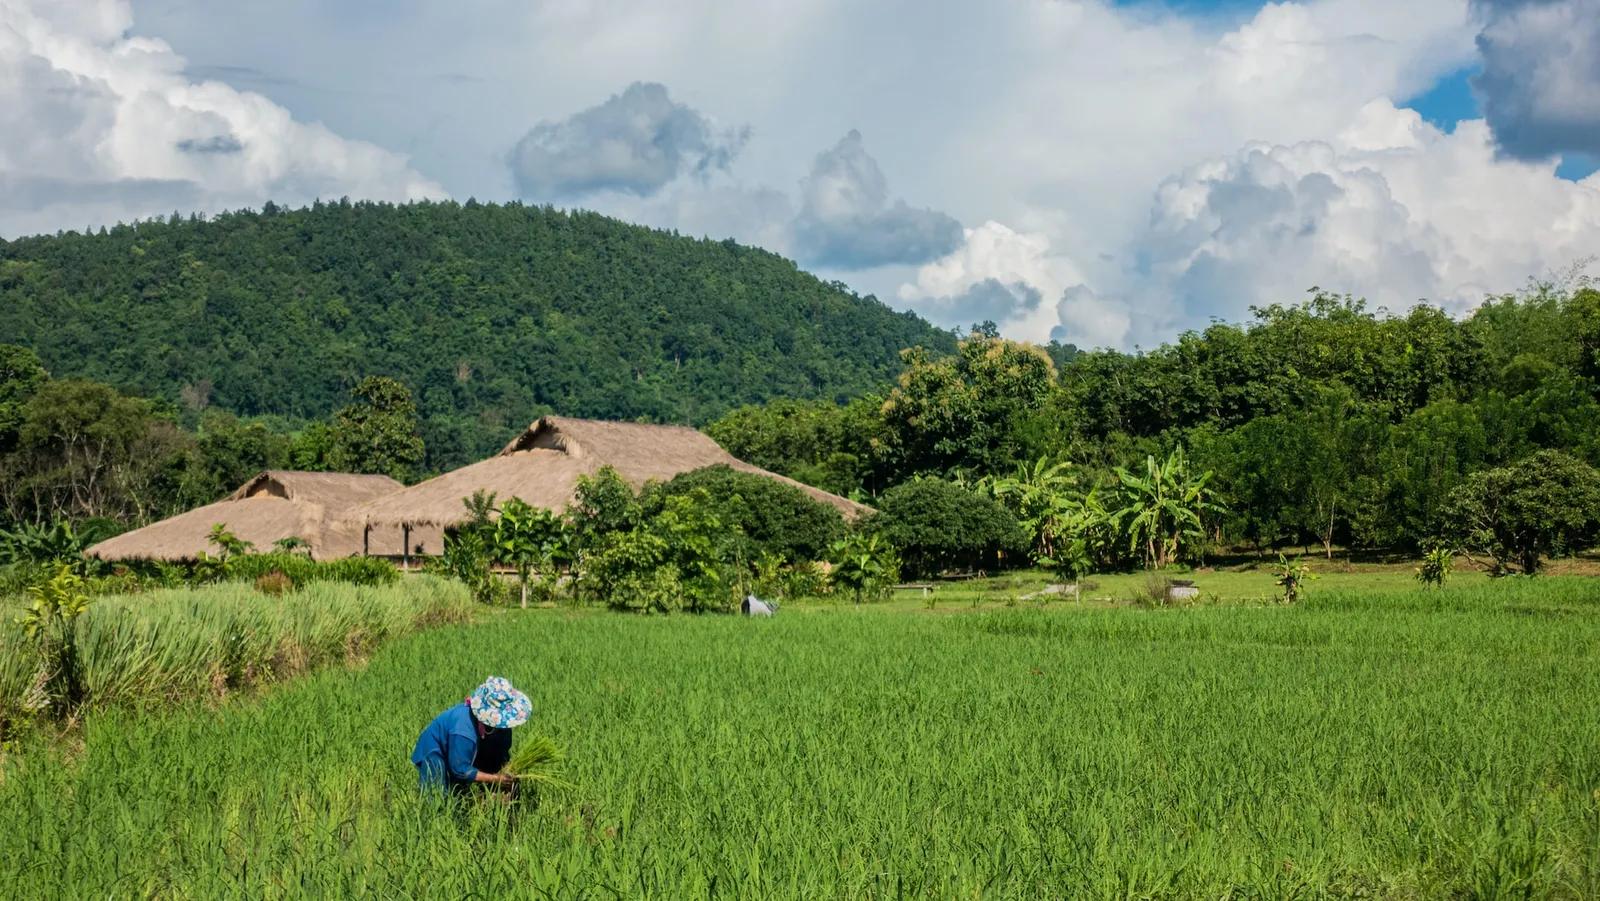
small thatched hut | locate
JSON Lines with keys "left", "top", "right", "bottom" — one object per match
{"left": 344, "top": 416, "right": 871, "bottom": 542}
{"left": 87, "top": 471, "right": 410, "bottom": 562}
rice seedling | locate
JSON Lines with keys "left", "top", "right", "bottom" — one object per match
{"left": 0, "top": 576, "right": 1596, "bottom": 896}
{"left": 506, "top": 734, "right": 571, "bottom": 799}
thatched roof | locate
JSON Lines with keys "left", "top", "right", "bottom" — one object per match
{"left": 346, "top": 416, "right": 873, "bottom": 530}
{"left": 87, "top": 471, "right": 405, "bottom": 562}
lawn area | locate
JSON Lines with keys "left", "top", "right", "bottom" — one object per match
{"left": 881, "top": 556, "right": 1600, "bottom": 610}
{"left": 3, "top": 577, "right": 1599, "bottom": 896}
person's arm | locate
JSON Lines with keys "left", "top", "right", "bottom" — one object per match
{"left": 448, "top": 729, "right": 515, "bottom": 785}
{"left": 446, "top": 729, "right": 483, "bottom": 783}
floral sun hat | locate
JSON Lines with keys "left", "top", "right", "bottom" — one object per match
{"left": 468, "top": 676, "right": 532, "bottom": 729}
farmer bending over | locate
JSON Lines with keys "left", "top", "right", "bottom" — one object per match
{"left": 411, "top": 675, "right": 530, "bottom": 794}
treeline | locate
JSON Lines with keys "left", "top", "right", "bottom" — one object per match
{"left": 711, "top": 285, "right": 1600, "bottom": 562}
{"left": 0, "top": 343, "right": 425, "bottom": 528}
{"left": 0, "top": 199, "right": 954, "bottom": 470}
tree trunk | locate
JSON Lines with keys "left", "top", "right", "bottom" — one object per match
{"left": 520, "top": 575, "right": 529, "bottom": 609}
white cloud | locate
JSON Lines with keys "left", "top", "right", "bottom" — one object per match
{"left": 12, "top": 0, "right": 1600, "bottom": 352}
{"left": 1053, "top": 285, "right": 1134, "bottom": 350}
{"left": 1131, "top": 100, "right": 1600, "bottom": 342}
{"left": 508, "top": 81, "right": 748, "bottom": 200}
{"left": 0, "top": 0, "right": 441, "bottom": 236}
{"left": 791, "top": 130, "right": 963, "bottom": 269}
{"left": 1472, "top": 0, "right": 1600, "bottom": 160}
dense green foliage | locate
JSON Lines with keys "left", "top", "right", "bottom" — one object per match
{"left": 868, "top": 479, "right": 1026, "bottom": 578}
{"left": 0, "top": 200, "right": 954, "bottom": 470}
{"left": 4, "top": 581, "right": 1599, "bottom": 895}
{"left": 1442, "top": 450, "right": 1600, "bottom": 574}
{"left": 717, "top": 284, "right": 1600, "bottom": 568}
{"left": 425, "top": 466, "right": 853, "bottom": 613}
{"left": 641, "top": 465, "right": 845, "bottom": 563}
{"left": 0, "top": 353, "right": 430, "bottom": 530}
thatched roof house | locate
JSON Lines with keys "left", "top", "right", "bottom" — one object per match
{"left": 345, "top": 416, "right": 871, "bottom": 535}
{"left": 87, "top": 471, "right": 408, "bottom": 562}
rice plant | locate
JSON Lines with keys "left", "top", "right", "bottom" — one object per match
{"left": 0, "top": 576, "right": 1597, "bottom": 896}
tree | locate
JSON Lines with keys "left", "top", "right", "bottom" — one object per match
{"left": 642, "top": 465, "right": 845, "bottom": 562}
{"left": 1112, "top": 447, "right": 1221, "bottom": 569}
{"left": 326, "top": 377, "right": 425, "bottom": 481}
{"left": 1442, "top": 451, "right": 1600, "bottom": 575}
{"left": 0, "top": 344, "right": 47, "bottom": 453}
{"left": 184, "top": 411, "right": 291, "bottom": 503}
{"left": 878, "top": 335, "right": 1056, "bottom": 479}
{"left": 493, "top": 498, "right": 570, "bottom": 608}
{"left": 869, "top": 478, "right": 1027, "bottom": 578}
{"left": 7, "top": 380, "right": 193, "bottom": 523}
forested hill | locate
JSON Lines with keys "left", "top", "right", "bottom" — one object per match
{"left": 0, "top": 200, "right": 954, "bottom": 466}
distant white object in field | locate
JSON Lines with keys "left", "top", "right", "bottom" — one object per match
{"left": 741, "top": 595, "right": 775, "bottom": 617}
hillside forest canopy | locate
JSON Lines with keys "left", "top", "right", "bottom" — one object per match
{"left": 0, "top": 200, "right": 957, "bottom": 471}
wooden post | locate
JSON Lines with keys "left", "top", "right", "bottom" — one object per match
{"left": 402, "top": 524, "right": 411, "bottom": 572}
{"left": 362, "top": 524, "right": 370, "bottom": 557}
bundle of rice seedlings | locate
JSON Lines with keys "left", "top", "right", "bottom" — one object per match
{"left": 505, "top": 734, "right": 571, "bottom": 799}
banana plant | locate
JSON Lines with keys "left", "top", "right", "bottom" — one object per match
{"left": 986, "top": 457, "right": 1079, "bottom": 562}
{"left": 1112, "top": 448, "right": 1222, "bottom": 570}
{"left": 828, "top": 532, "right": 899, "bottom": 604}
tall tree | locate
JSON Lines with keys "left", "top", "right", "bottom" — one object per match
{"left": 326, "top": 377, "right": 425, "bottom": 481}
{"left": 879, "top": 335, "right": 1056, "bottom": 480}
{"left": 0, "top": 344, "right": 47, "bottom": 453}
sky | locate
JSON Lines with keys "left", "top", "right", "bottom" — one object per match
{"left": 2, "top": 0, "right": 1599, "bottom": 349}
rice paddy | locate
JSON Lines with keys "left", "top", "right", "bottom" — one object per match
{"left": 3, "top": 577, "right": 1599, "bottom": 897}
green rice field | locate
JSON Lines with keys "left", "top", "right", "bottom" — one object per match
{"left": 4, "top": 577, "right": 1600, "bottom": 897}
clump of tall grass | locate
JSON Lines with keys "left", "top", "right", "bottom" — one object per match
{"left": 35, "top": 576, "right": 472, "bottom": 716}
{"left": 0, "top": 625, "right": 50, "bottom": 742}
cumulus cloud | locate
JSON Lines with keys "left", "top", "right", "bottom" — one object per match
{"left": 1132, "top": 100, "right": 1600, "bottom": 340}
{"left": 508, "top": 81, "right": 748, "bottom": 200}
{"left": 1472, "top": 0, "right": 1600, "bottom": 160}
{"left": 0, "top": 0, "right": 443, "bottom": 238}
{"left": 909, "top": 279, "right": 1043, "bottom": 332}
{"left": 1052, "top": 286, "right": 1134, "bottom": 350}
{"left": 792, "top": 130, "right": 963, "bottom": 269}
{"left": 897, "top": 221, "right": 1083, "bottom": 339}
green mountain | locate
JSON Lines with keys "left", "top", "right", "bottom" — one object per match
{"left": 0, "top": 200, "right": 953, "bottom": 468}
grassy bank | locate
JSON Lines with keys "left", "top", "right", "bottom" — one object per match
{"left": 3, "top": 577, "right": 1598, "bottom": 896}
{"left": 0, "top": 576, "right": 472, "bottom": 737}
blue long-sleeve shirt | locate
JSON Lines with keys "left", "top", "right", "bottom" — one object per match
{"left": 411, "top": 702, "right": 510, "bottom": 788}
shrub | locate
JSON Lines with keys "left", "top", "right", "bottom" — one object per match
{"left": 1415, "top": 546, "right": 1453, "bottom": 588}
{"left": 1442, "top": 450, "right": 1600, "bottom": 574}
{"left": 315, "top": 556, "right": 400, "bottom": 587}
{"left": 781, "top": 561, "right": 831, "bottom": 600}
{"left": 868, "top": 479, "right": 1026, "bottom": 579}
{"left": 1272, "top": 555, "right": 1315, "bottom": 604}
{"left": 579, "top": 488, "right": 746, "bottom": 614}
{"left": 429, "top": 527, "right": 504, "bottom": 605}
{"left": 828, "top": 532, "right": 900, "bottom": 603}
{"left": 1140, "top": 572, "right": 1173, "bottom": 607}
{"left": 643, "top": 465, "right": 846, "bottom": 562}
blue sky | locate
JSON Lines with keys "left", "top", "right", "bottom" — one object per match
{"left": 4, "top": 0, "right": 1599, "bottom": 348}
